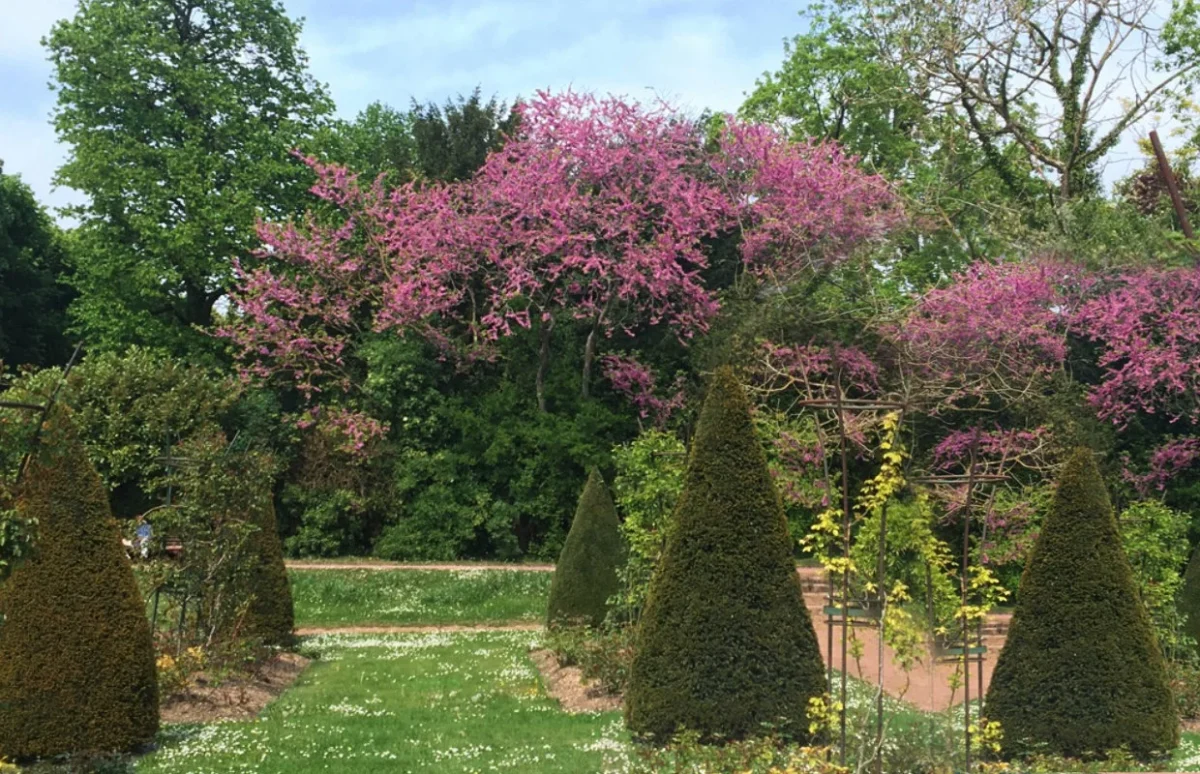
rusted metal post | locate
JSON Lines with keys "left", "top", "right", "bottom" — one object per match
{"left": 1149, "top": 130, "right": 1196, "bottom": 243}
{"left": 962, "top": 447, "right": 978, "bottom": 774}
{"left": 834, "top": 385, "right": 851, "bottom": 768}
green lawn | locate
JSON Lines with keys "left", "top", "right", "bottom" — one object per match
{"left": 122, "top": 568, "right": 1200, "bottom": 773}
{"left": 290, "top": 568, "right": 552, "bottom": 628}
{"left": 138, "top": 631, "right": 630, "bottom": 773}
{"left": 135, "top": 629, "right": 1200, "bottom": 773}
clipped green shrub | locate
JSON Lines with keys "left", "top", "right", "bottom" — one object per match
{"left": 546, "top": 468, "right": 625, "bottom": 627}
{"left": 625, "top": 367, "right": 826, "bottom": 742}
{"left": 1180, "top": 543, "right": 1200, "bottom": 654}
{"left": 242, "top": 496, "right": 295, "bottom": 646}
{"left": 0, "top": 407, "right": 158, "bottom": 759}
{"left": 986, "top": 448, "right": 1178, "bottom": 760}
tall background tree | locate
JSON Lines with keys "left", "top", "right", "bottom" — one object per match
{"left": 0, "top": 163, "right": 74, "bottom": 368}
{"left": 744, "top": 0, "right": 1200, "bottom": 281}
{"left": 45, "top": 0, "right": 333, "bottom": 358}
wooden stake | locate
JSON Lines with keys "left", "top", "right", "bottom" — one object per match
{"left": 1149, "top": 130, "right": 1196, "bottom": 243}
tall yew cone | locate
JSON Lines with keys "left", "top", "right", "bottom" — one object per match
{"left": 546, "top": 468, "right": 625, "bottom": 628}
{"left": 986, "top": 448, "right": 1178, "bottom": 760}
{"left": 0, "top": 407, "right": 158, "bottom": 759}
{"left": 626, "top": 367, "right": 825, "bottom": 742}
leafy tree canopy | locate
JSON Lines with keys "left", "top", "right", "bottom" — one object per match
{"left": 46, "top": 0, "right": 333, "bottom": 358}
{"left": 0, "top": 164, "right": 74, "bottom": 368}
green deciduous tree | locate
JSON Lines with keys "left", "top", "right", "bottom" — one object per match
{"left": 46, "top": 0, "right": 333, "bottom": 357}
{"left": 625, "top": 367, "right": 826, "bottom": 742}
{"left": 986, "top": 448, "right": 1178, "bottom": 760}
{"left": 0, "top": 164, "right": 74, "bottom": 368}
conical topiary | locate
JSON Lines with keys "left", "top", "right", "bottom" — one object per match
{"left": 0, "top": 407, "right": 159, "bottom": 759}
{"left": 546, "top": 468, "right": 625, "bottom": 628}
{"left": 625, "top": 367, "right": 826, "bottom": 742}
{"left": 1179, "top": 544, "right": 1200, "bottom": 654}
{"left": 241, "top": 495, "right": 295, "bottom": 646}
{"left": 985, "top": 448, "right": 1178, "bottom": 760}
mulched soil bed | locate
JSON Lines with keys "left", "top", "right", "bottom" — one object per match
{"left": 160, "top": 651, "right": 310, "bottom": 724}
{"left": 529, "top": 648, "right": 622, "bottom": 714}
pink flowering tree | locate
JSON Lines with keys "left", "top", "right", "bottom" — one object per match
{"left": 896, "top": 259, "right": 1092, "bottom": 409}
{"left": 224, "top": 90, "right": 901, "bottom": 421}
{"left": 1075, "top": 266, "right": 1200, "bottom": 427}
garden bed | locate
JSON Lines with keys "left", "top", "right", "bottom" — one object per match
{"left": 160, "top": 651, "right": 311, "bottom": 724}
{"left": 529, "top": 648, "right": 622, "bottom": 713}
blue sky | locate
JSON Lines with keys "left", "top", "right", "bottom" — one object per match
{"left": 0, "top": 0, "right": 803, "bottom": 217}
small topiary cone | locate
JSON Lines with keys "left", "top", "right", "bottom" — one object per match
{"left": 0, "top": 407, "right": 159, "bottom": 759}
{"left": 546, "top": 468, "right": 625, "bottom": 628}
{"left": 240, "top": 495, "right": 295, "bottom": 646}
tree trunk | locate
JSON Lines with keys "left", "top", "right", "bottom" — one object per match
{"left": 536, "top": 322, "right": 552, "bottom": 413}
{"left": 581, "top": 321, "right": 600, "bottom": 400}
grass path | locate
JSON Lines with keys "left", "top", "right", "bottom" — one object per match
{"left": 138, "top": 632, "right": 630, "bottom": 774}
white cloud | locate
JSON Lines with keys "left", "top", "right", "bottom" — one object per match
{"left": 302, "top": 1, "right": 780, "bottom": 118}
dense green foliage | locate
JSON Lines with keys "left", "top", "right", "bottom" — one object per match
{"left": 1181, "top": 544, "right": 1200, "bottom": 654}
{"left": 610, "top": 430, "right": 687, "bottom": 621}
{"left": 0, "top": 408, "right": 158, "bottom": 759}
{"left": 546, "top": 469, "right": 625, "bottom": 627}
{"left": 626, "top": 368, "right": 826, "bottom": 742}
{"left": 986, "top": 449, "right": 1179, "bottom": 760}
{"left": 0, "top": 165, "right": 74, "bottom": 368}
{"left": 146, "top": 427, "right": 282, "bottom": 646}
{"left": 1120, "top": 500, "right": 1191, "bottom": 657}
{"left": 46, "top": 0, "right": 333, "bottom": 357}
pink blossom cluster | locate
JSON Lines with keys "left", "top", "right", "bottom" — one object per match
{"left": 1075, "top": 267, "right": 1200, "bottom": 426}
{"left": 600, "top": 354, "right": 685, "bottom": 427}
{"left": 711, "top": 124, "right": 902, "bottom": 278}
{"left": 931, "top": 426, "right": 1050, "bottom": 472}
{"left": 902, "top": 259, "right": 1200, "bottom": 429}
{"left": 761, "top": 341, "right": 881, "bottom": 396}
{"left": 1122, "top": 438, "right": 1200, "bottom": 495}
{"left": 297, "top": 405, "right": 389, "bottom": 459}
{"left": 897, "top": 259, "right": 1086, "bottom": 403}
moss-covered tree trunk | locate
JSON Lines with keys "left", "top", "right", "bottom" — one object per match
{"left": 546, "top": 468, "right": 625, "bottom": 628}
{"left": 986, "top": 448, "right": 1178, "bottom": 760}
{"left": 0, "top": 407, "right": 159, "bottom": 759}
{"left": 625, "top": 367, "right": 826, "bottom": 742}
